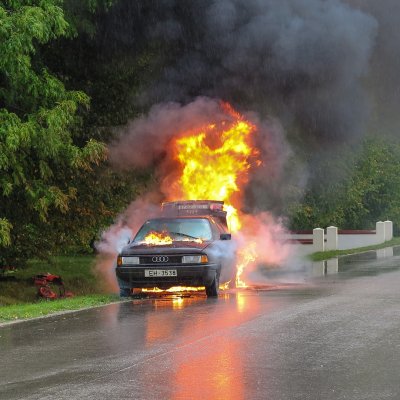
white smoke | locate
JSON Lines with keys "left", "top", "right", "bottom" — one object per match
{"left": 96, "top": 224, "right": 132, "bottom": 255}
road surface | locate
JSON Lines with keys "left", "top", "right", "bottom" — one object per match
{"left": 1, "top": 248, "right": 400, "bottom": 399}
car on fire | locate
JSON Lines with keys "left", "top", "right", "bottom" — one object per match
{"left": 115, "top": 200, "right": 234, "bottom": 298}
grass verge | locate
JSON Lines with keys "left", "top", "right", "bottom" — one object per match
{"left": 0, "top": 294, "right": 120, "bottom": 323}
{"left": 310, "top": 237, "right": 400, "bottom": 261}
{"left": 0, "top": 255, "right": 119, "bottom": 323}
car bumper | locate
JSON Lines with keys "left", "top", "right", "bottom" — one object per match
{"left": 115, "top": 264, "right": 219, "bottom": 289}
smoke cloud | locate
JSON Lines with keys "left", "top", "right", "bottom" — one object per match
{"left": 102, "top": 0, "right": 377, "bottom": 145}
{"left": 346, "top": 0, "right": 400, "bottom": 137}
{"left": 92, "top": 0, "right": 382, "bottom": 212}
{"left": 109, "top": 98, "right": 227, "bottom": 170}
{"left": 94, "top": 193, "right": 164, "bottom": 289}
{"left": 109, "top": 97, "right": 289, "bottom": 211}
{"left": 94, "top": 0, "right": 390, "bottom": 288}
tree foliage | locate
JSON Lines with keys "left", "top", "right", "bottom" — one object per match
{"left": 0, "top": 1, "right": 106, "bottom": 260}
{"left": 288, "top": 137, "right": 400, "bottom": 232}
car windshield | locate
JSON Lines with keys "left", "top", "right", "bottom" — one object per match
{"left": 134, "top": 218, "right": 212, "bottom": 242}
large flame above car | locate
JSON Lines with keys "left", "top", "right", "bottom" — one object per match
{"left": 172, "top": 103, "right": 258, "bottom": 233}
{"left": 167, "top": 103, "right": 261, "bottom": 287}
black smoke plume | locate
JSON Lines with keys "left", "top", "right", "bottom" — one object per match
{"left": 96, "top": 1, "right": 386, "bottom": 286}
{"left": 100, "top": 0, "right": 377, "bottom": 147}
{"left": 346, "top": 0, "right": 400, "bottom": 138}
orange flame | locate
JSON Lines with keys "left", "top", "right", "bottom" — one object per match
{"left": 169, "top": 103, "right": 261, "bottom": 287}
{"left": 144, "top": 231, "right": 173, "bottom": 246}
{"left": 143, "top": 231, "right": 203, "bottom": 246}
{"left": 142, "top": 286, "right": 204, "bottom": 293}
{"left": 173, "top": 104, "right": 257, "bottom": 232}
{"left": 141, "top": 284, "right": 229, "bottom": 294}
{"left": 236, "top": 242, "right": 257, "bottom": 288}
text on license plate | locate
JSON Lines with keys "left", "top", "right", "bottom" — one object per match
{"left": 145, "top": 269, "right": 177, "bottom": 277}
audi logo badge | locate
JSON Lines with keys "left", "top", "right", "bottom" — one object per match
{"left": 152, "top": 256, "right": 169, "bottom": 263}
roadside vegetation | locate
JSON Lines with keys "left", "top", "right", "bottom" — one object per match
{"left": 287, "top": 138, "right": 400, "bottom": 235}
{"left": 0, "top": 255, "right": 119, "bottom": 322}
{"left": 0, "top": 294, "right": 119, "bottom": 323}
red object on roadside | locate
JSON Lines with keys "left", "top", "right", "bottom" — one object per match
{"left": 33, "top": 273, "right": 74, "bottom": 300}
{"left": 39, "top": 286, "right": 57, "bottom": 299}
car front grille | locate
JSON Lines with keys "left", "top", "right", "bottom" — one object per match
{"left": 139, "top": 255, "right": 183, "bottom": 265}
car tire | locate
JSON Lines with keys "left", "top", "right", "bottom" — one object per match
{"left": 119, "top": 287, "right": 131, "bottom": 298}
{"left": 206, "top": 273, "right": 219, "bottom": 298}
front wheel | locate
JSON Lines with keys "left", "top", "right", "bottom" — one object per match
{"left": 119, "top": 287, "right": 132, "bottom": 298}
{"left": 206, "top": 274, "right": 219, "bottom": 298}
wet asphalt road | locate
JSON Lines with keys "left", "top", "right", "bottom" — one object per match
{"left": 1, "top": 249, "right": 400, "bottom": 400}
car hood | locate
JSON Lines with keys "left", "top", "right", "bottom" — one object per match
{"left": 121, "top": 241, "right": 210, "bottom": 255}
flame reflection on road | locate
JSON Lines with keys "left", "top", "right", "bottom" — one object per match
{"left": 98, "top": 288, "right": 291, "bottom": 400}
{"left": 138, "top": 291, "right": 263, "bottom": 400}
{"left": 172, "top": 335, "right": 244, "bottom": 400}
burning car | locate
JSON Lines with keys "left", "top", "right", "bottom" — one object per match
{"left": 115, "top": 200, "right": 234, "bottom": 298}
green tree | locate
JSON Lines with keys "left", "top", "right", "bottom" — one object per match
{"left": 0, "top": 1, "right": 105, "bottom": 262}
{"left": 288, "top": 137, "right": 400, "bottom": 233}
{"left": 342, "top": 138, "right": 400, "bottom": 231}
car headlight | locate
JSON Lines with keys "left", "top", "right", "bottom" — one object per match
{"left": 121, "top": 256, "right": 140, "bottom": 265}
{"left": 182, "top": 255, "right": 208, "bottom": 264}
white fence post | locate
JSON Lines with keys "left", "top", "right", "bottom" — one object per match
{"left": 326, "top": 226, "right": 338, "bottom": 251}
{"left": 313, "top": 228, "right": 324, "bottom": 252}
{"left": 376, "top": 221, "right": 386, "bottom": 244}
{"left": 384, "top": 221, "right": 393, "bottom": 241}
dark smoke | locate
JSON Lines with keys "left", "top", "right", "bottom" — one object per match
{"left": 101, "top": 0, "right": 377, "bottom": 145}
{"left": 97, "top": 0, "right": 385, "bottom": 214}
{"left": 95, "top": 1, "right": 398, "bottom": 288}
{"left": 346, "top": 0, "right": 400, "bottom": 138}
{"left": 97, "top": 0, "right": 380, "bottom": 211}
{"left": 109, "top": 98, "right": 227, "bottom": 170}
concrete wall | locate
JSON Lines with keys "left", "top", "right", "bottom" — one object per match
{"left": 337, "top": 221, "right": 391, "bottom": 250}
{"left": 337, "top": 233, "right": 377, "bottom": 250}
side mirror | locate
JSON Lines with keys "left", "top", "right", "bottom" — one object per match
{"left": 220, "top": 233, "right": 231, "bottom": 240}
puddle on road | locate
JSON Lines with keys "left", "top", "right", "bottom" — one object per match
{"left": 15, "top": 246, "right": 396, "bottom": 336}
{"left": 112, "top": 281, "right": 319, "bottom": 332}
{"left": 306, "top": 246, "right": 400, "bottom": 280}
{"left": 121, "top": 282, "right": 306, "bottom": 311}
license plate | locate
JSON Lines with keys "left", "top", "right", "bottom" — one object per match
{"left": 145, "top": 269, "right": 177, "bottom": 277}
